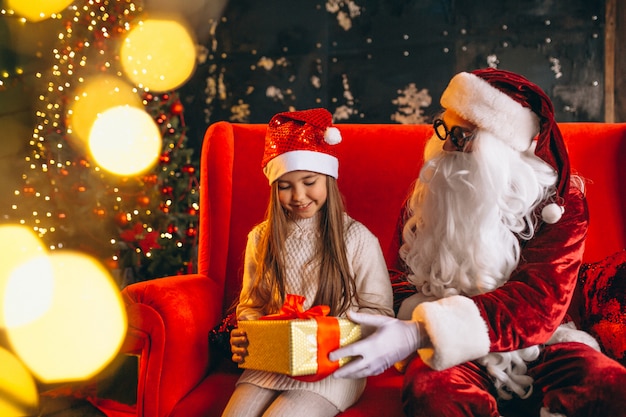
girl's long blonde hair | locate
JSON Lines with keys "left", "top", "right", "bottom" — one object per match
{"left": 248, "top": 176, "right": 357, "bottom": 316}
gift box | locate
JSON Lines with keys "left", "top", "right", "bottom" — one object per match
{"left": 237, "top": 294, "right": 361, "bottom": 379}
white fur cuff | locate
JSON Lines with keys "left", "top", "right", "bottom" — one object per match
{"left": 413, "top": 295, "right": 490, "bottom": 370}
{"left": 546, "top": 322, "right": 601, "bottom": 351}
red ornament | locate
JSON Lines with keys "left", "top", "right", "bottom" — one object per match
{"left": 186, "top": 226, "right": 197, "bottom": 238}
{"left": 115, "top": 212, "right": 130, "bottom": 226}
{"left": 93, "top": 207, "right": 106, "bottom": 217}
{"left": 120, "top": 223, "right": 161, "bottom": 253}
{"left": 161, "top": 185, "right": 174, "bottom": 195}
{"left": 160, "top": 203, "right": 170, "bottom": 213}
{"left": 143, "top": 174, "right": 158, "bottom": 185}
{"left": 105, "top": 258, "right": 119, "bottom": 270}
{"left": 160, "top": 153, "right": 171, "bottom": 164}
{"left": 182, "top": 164, "right": 196, "bottom": 175}
{"left": 187, "top": 206, "right": 197, "bottom": 216}
{"left": 136, "top": 195, "right": 150, "bottom": 206}
{"left": 170, "top": 101, "right": 184, "bottom": 115}
{"left": 167, "top": 224, "right": 178, "bottom": 234}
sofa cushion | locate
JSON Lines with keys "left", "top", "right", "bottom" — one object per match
{"left": 577, "top": 250, "right": 626, "bottom": 366}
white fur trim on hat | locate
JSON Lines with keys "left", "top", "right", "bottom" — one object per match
{"left": 413, "top": 295, "right": 490, "bottom": 370}
{"left": 263, "top": 150, "right": 338, "bottom": 184}
{"left": 441, "top": 72, "right": 540, "bottom": 152}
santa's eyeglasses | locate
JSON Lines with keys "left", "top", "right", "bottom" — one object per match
{"left": 433, "top": 118, "right": 476, "bottom": 150}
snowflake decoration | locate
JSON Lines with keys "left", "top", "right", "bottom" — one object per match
{"left": 549, "top": 57, "right": 563, "bottom": 79}
{"left": 203, "top": 69, "right": 226, "bottom": 123}
{"left": 326, "top": 0, "right": 361, "bottom": 31}
{"left": 487, "top": 54, "right": 499, "bottom": 68}
{"left": 334, "top": 105, "right": 356, "bottom": 120}
{"left": 333, "top": 74, "right": 358, "bottom": 120}
{"left": 266, "top": 86, "right": 285, "bottom": 101}
{"left": 310, "top": 75, "right": 322, "bottom": 89}
{"left": 391, "top": 83, "right": 432, "bottom": 124}
{"left": 257, "top": 57, "right": 275, "bottom": 71}
{"left": 230, "top": 101, "right": 250, "bottom": 122}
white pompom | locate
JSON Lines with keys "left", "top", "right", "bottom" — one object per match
{"left": 324, "top": 126, "right": 342, "bottom": 145}
{"left": 541, "top": 203, "right": 564, "bottom": 224}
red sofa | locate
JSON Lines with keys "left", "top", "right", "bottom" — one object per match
{"left": 94, "top": 122, "right": 626, "bottom": 417}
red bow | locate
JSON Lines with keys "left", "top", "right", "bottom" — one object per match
{"left": 260, "top": 294, "right": 330, "bottom": 320}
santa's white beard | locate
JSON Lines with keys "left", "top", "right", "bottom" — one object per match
{"left": 400, "top": 131, "right": 557, "bottom": 298}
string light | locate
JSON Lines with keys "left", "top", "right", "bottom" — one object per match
{"left": 12, "top": 0, "right": 143, "bottom": 250}
{"left": 9, "top": 1, "right": 200, "bottom": 284}
{"left": 7, "top": 0, "right": 198, "bottom": 284}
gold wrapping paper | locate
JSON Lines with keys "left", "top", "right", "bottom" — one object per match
{"left": 238, "top": 318, "right": 361, "bottom": 376}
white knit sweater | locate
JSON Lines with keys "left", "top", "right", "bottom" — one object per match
{"left": 236, "top": 213, "right": 394, "bottom": 411}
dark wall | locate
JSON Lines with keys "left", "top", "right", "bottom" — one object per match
{"left": 180, "top": 0, "right": 606, "bottom": 147}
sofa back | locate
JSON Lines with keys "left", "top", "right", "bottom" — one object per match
{"left": 199, "top": 122, "right": 626, "bottom": 311}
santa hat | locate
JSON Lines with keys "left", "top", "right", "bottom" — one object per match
{"left": 440, "top": 68, "right": 570, "bottom": 223}
{"left": 262, "top": 108, "right": 342, "bottom": 184}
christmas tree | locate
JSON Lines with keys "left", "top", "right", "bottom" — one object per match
{"left": 108, "top": 91, "right": 200, "bottom": 285}
{"left": 8, "top": 0, "right": 200, "bottom": 286}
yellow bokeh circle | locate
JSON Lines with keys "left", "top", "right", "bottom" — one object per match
{"left": 120, "top": 18, "right": 197, "bottom": 92}
{"left": 6, "top": 0, "right": 74, "bottom": 22}
{"left": 0, "top": 225, "right": 46, "bottom": 328}
{"left": 88, "top": 105, "right": 162, "bottom": 176}
{"left": 0, "top": 347, "right": 38, "bottom": 416}
{"left": 68, "top": 75, "right": 143, "bottom": 149}
{"left": 4, "top": 251, "right": 127, "bottom": 383}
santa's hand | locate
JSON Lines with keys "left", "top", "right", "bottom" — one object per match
{"left": 329, "top": 311, "right": 420, "bottom": 379}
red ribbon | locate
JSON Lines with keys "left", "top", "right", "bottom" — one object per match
{"left": 260, "top": 294, "right": 330, "bottom": 320}
{"left": 260, "top": 294, "right": 340, "bottom": 381}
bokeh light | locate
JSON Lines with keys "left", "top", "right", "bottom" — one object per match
{"left": 0, "top": 225, "right": 46, "bottom": 328}
{"left": 4, "top": 255, "right": 54, "bottom": 328}
{"left": 88, "top": 105, "right": 162, "bottom": 176}
{"left": 4, "top": 251, "right": 127, "bottom": 383}
{"left": 120, "top": 18, "right": 197, "bottom": 92}
{"left": 0, "top": 347, "right": 38, "bottom": 416}
{"left": 68, "top": 75, "right": 143, "bottom": 150}
{"left": 6, "top": 0, "right": 74, "bottom": 22}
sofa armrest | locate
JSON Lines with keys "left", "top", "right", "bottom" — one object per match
{"left": 120, "top": 274, "right": 223, "bottom": 417}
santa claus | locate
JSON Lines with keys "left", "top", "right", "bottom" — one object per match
{"left": 330, "top": 68, "right": 626, "bottom": 416}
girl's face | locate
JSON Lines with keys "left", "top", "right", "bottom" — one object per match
{"left": 276, "top": 170, "right": 328, "bottom": 219}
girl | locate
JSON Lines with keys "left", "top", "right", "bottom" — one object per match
{"left": 222, "top": 108, "right": 394, "bottom": 417}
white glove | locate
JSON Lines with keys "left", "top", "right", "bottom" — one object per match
{"left": 329, "top": 311, "right": 420, "bottom": 379}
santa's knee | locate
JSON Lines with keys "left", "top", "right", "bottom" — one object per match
{"left": 402, "top": 360, "right": 499, "bottom": 417}
{"left": 541, "top": 345, "right": 626, "bottom": 416}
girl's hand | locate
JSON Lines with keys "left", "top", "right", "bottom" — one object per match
{"left": 230, "top": 328, "right": 249, "bottom": 363}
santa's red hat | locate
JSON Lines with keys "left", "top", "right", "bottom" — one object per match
{"left": 262, "top": 108, "right": 342, "bottom": 184}
{"left": 440, "top": 68, "right": 570, "bottom": 223}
